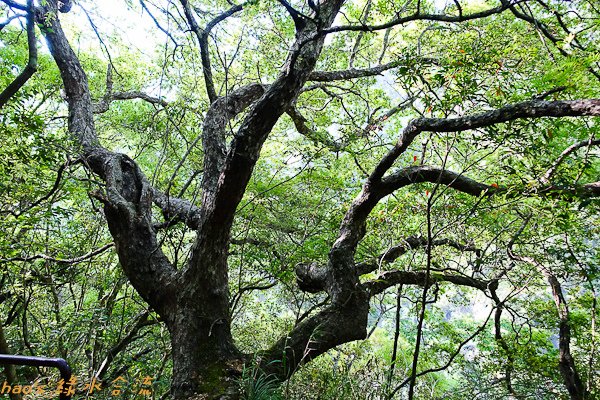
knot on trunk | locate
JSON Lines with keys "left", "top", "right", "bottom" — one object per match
{"left": 295, "top": 262, "right": 327, "bottom": 293}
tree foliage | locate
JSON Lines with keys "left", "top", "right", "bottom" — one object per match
{"left": 0, "top": 0, "right": 600, "bottom": 399}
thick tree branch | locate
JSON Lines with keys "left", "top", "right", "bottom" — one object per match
{"left": 0, "top": 0, "right": 27, "bottom": 11}
{"left": 306, "top": 95, "right": 600, "bottom": 377}
{"left": 324, "top": 1, "right": 516, "bottom": 34}
{"left": 296, "top": 235, "right": 481, "bottom": 293}
{"left": 262, "top": 267, "right": 494, "bottom": 381}
{"left": 111, "top": 91, "right": 168, "bottom": 105}
{"left": 200, "top": 83, "right": 265, "bottom": 210}
{"left": 0, "top": 0, "right": 36, "bottom": 108}
{"left": 173, "top": 10, "right": 350, "bottom": 382}
{"left": 204, "top": 2, "right": 246, "bottom": 32}
{"left": 39, "top": 0, "right": 178, "bottom": 321}
{"left": 364, "top": 270, "right": 496, "bottom": 297}
{"left": 301, "top": 159, "right": 600, "bottom": 294}
{"left": 0, "top": 12, "right": 26, "bottom": 30}
{"left": 277, "top": 0, "right": 310, "bottom": 30}
{"left": 328, "top": 165, "right": 490, "bottom": 284}
{"left": 308, "top": 58, "right": 437, "bottom": 82}
{"left": 93, "top": 65, "right": 168, "bottom": 113}
{"left": 151, "top": 188, "right": 202, "bottom": 230}
{"left": 93, "top": 91, "right": 201, "bottom": 233}
{"left": 258, "top": 302, "right": 369, "bottom": 382}
{"left": 356, "top": 236, "right": 481, "bottom": 275}
{"left": 379, "top": 165, "right": 493, "bottom": 197}
{"left": 380, "top": 165, "right": 600, "bottom": 203}
{"left": 370, "top": 98, "right": 600, "bottom": 184}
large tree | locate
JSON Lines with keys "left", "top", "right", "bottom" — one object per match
{"left": 1, "top": 0, "right": 600, "bottom": 399}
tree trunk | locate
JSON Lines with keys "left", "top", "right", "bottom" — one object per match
{"left": 170, "top": 316, "right": 242, "bottom": 399}
{"left": 169, "top": 237, "right": 242, "bottom": 399}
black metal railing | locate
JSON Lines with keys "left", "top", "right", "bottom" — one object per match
{"left": 0, "top": 354, "right": 72, "bottom": 399}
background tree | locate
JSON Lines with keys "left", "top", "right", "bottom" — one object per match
{"left": 0, "top": 0, "right": 599, "bottom": 399}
